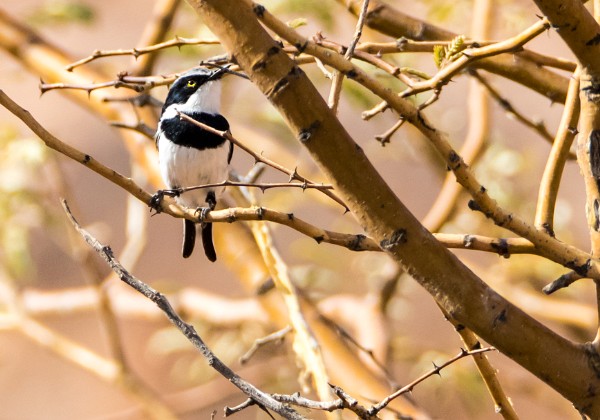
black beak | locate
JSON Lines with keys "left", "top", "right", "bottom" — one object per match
{"left": 205, "top": 63, "right": 249, "bottom": 81}
{"left": 208, "top": 66, "right": 228, "bottom": 81}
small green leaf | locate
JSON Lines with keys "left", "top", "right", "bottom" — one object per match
{"left": 286, "top": 18, "right": 308, "bottom": 29}
{"left": 447, "top": 35, "right": 466, "bottom": 61}
{"left": 433, "top": 45, "right": 446, "bottom": 69}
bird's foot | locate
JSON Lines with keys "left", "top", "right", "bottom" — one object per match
{"left": 149, "top": 188, "right": 182, "bottom": 213}
{"left": 195, "top": 206, "right": 212, "bottom": 225}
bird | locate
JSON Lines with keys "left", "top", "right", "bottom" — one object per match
{"left": 154, "top": 67, "right": 233, "bottom": 261}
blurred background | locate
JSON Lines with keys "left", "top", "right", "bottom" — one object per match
{"left": 0, "top": 0, "right": 593, "bottom": 418}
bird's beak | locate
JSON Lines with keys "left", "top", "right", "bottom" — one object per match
{"left": 208, "top": 66, "right": 227, "bottom": 81}
{"left": 205, "top": 64, "right": 249, "bottom": 81}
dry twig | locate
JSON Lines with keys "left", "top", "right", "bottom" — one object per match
{"left": 61, "top": 199, "right": 305, "bottom": 420}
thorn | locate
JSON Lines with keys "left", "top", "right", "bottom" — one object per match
{"left": 432, "top": 361, "right": 442, "bottom": 375}
{"left": 39, "top": 78, "right": 47, "bottom": 95}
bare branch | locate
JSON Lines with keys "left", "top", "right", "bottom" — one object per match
{"left": 543, "top": 271, "right": 584, "bottom": 295}
{"left": 534, "top": 67, "right": 581, "bottom": 233}
{"left": 368, "top": 347, "right": 496, "bottom": 416}
{"left": 240, "top": 325, "right": 292, "bottom": 365}
{"left": 253, "top": 4, "right": 600, "bottom": 281}
{"left": 327, "top": 0, "right": 370, "bottom": 113}
{"left": 335, "top": 0, "right": 570, "bottom": 102}
{"left": 400, "top": 18, "right": 551, "bottom": 98}
{"left": 472, "top": 70, "right": 563, "bottom": 152}
{"left": 178, "top": 180, "right": 333, "bottom": 194}
{"left": 67, "top": 37, "right": 219, "bottom": 70}
{"left": 61, "top": 199, "right": 305, "bottom": 420}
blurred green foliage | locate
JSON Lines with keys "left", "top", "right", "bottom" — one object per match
{"left": 272, "top": 0, "right": 335, "bottom": 30}
{"left": 28, "top": 1, "right": 95, "bottom": 26}
{"left": 0, "top": 125, "right": 49, "bottom": 281}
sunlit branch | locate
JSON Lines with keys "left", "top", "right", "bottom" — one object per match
{"left": 534, "top": 67, "right": 581, "bottom": 233}
{"left": 327, "top": 0, "right": 370, "bottom": 113}
{"left": 66, "top": 37, "right": 220, "bottom": 71}
{"left": 254, "top": 5, "right": 600, "bottom": 280}
{"left": 399, "top": 17, "right": 551, "bottom": 98}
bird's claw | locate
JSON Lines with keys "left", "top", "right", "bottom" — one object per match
{"left": 149, "top": 188, "right": 181, "bottom": 213}
{"left": 195, "top": 206, "right": 211, "bottom": 225}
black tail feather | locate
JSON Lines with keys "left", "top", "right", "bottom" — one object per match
{"left": 201, "top": 223, "right": 217, "bottom": 262}
{"left": 182, "top": 219, "right": 196, "bottom": 258}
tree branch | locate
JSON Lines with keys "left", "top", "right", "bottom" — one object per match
{"left": 534, "top": 67, "right": 581, "bottom": 233}
{"left": 185, "top": 0, "right": 600, "bottom": 415}
{"left": 66, "top": 37, "right": 220, "bottom": 72}
{"left": 61, "top": 199, "right": 305, "bottom": 420}
{"left": 335, "top": 0, "right": 570, "bottom": 102}
{"left": 254, "top": 3, "right": 600, "bottom": 281}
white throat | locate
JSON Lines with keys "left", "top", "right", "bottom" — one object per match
{"left": 186, "top": 80, "right": 221, "bottom": 113}
{"left": 165, "top": 79, "right": 222, "bottom": 119}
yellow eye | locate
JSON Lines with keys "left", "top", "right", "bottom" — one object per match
{"left": 186, "top": 80, "right": 197, "bottom": 88}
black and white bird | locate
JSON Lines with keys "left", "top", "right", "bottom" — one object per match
{"left": 155, "top": 67, "right": 233, "bottom": 262}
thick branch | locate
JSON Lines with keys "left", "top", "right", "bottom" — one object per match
{"left": 532, "top": 0, "right": 600, "bottom": 73}
{"left": 185, "top": 0, "right": 600, "bottom": 415}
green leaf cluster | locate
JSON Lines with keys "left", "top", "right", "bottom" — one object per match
{"left": 433, "top": 35, "right": 466, "bottom": 69}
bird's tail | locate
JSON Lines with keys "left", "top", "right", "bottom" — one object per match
{"left": 201, "top": 223, "right": 217, "bottom": 262}
{"left": 182, "top": 219, "right": 196, "bottom": 258}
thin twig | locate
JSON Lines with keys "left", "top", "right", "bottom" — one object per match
{"left": 274, "top": 386, "right": 375, "bottom": 419}
{"left": 66, "top": 37, "right": 220, "bottom": 71}
{"left": 129, "top": 0, "right": 183, "bottom": 76}
{"left": 40, "top": 79, "right": 145, "bottom": 95}
{"left": 110, "top": 120, "right": 156, "bottom": 138}
{"left": 362, "top": 101, "right": 389, "bottom": 121}
{"left": 327, "top": 0, "right": 370, "bottom": 113}
{"left": 472, "top": 70, "right": 574, "bottom": 158}
{"left": 374, "top": 118, "right": 405, "bottom": 145}
{"left": 240, "top": 325, "right": 292, "bottom": 364}
{"left": 178, "top": 180, "right": 334, "bottom": 194}
{"left": 543, "top": 271, "right": 584, "bottom": 295}
{"left": 399, "top": 17, "right": 551, "bottom": 98}
{"left": 61, "top": 199, "right": 305, "bottom": 420}
{"left": 40, "top": 72, "right": 183, "bottom": 95}
{"left": 368, "top": 347, "right": 496, "bottom": 416}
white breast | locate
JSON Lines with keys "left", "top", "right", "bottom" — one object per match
{"left": 157, "top": 133, "right": 229, "bottom": 208}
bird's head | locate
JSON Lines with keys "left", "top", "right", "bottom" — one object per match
{"left": 161, "top": 67, "right": 226, "bottom": 117}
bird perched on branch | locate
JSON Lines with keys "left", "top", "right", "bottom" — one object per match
{"left": 154, "top": 67, "right": 233, "bottom": 261}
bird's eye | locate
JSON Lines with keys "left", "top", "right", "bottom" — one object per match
{"left": 186, "top": 80, "right": 197, "bottom": 88}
